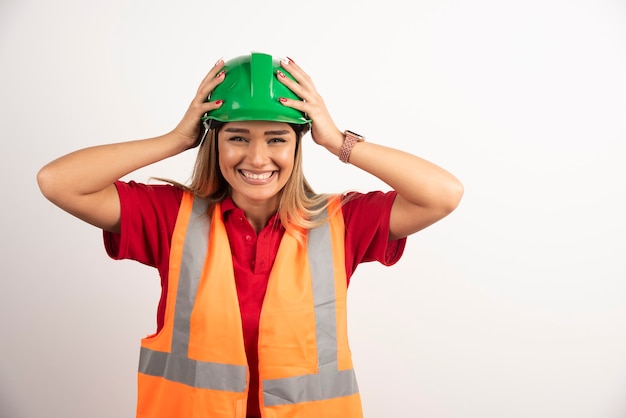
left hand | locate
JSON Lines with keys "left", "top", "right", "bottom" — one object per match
{"left": 276, "top": 58, "right": 344, "bottom": 155}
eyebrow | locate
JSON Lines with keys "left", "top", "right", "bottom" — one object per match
{"left": 223, "top": 127, "right": 291, "bottom": 135}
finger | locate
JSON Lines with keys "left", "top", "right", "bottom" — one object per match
{"left": 276, "top": 69, "right": 307, "bottom": 98}
{"left": 186, "top": 97, "right": 224, "bottom": 122}
{"left": 196, "top": 68, "right": 226, "bottom": 103}
{"left": 195, "top": 59, "right": 226, "bottom": 99}
{"left": 200, "top": 99, "right": 224, "bottom": 113}
{"left": 280, "top": 57, "right": 314, "bottom": 87}
{"left": 198, "top": 59, "right": 225, "bottom": 89}
{"left": 277, "top": 62, "right": 320, "bottom": 105}
{"left": 276, "top": 70, "right": 321, "bottom": 108}
{"left": 278, "top": 97, "right": 307, "bottom": 114}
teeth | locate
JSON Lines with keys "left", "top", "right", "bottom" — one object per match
{"left": 242, "top": 170, "right": 272, "bottom": 180}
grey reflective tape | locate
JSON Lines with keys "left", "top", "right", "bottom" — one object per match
{"left": 263, "top": 211, "right": 359, "bottom": 406}
{"left": 139, "top": 347, "right": 247, "bottom": 392}
{"left": 139, "top": 196, "right": 246, "bottom": 393}
{"left": 308, "top": 220, "right": 339, "bottom": 369}
{"left": 172, "top": 197, "right": 210, "bottom": 356}
{"left": 263, "top": 368, "right": 358, "bottom": 406}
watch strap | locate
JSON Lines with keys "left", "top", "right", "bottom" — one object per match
{"left": 339, "top": 130, "right": 365, "bottom": 163}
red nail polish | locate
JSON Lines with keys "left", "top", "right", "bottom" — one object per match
{"left": 277, "top": 70, "right": 286, "bottom": 79}
{"left": 215, "top": 99, "right": 223, "bottom": 105}
{"left": 287, "top": 56, "right": 295, "bottom": 64}
{"left": 278, "top": 98, "right": 287, "bottom": 103}
{"left": 217, "top": 70, "right": 225, "bottom": 77}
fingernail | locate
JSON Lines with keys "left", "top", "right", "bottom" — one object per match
{"left": 214, "top": 58, "right": 223, "bottom": 66}
{"left": 215, "top": 99, "right": 223, "bottom": 105}
{"left": 277, "top": 70, "right": 286, "bottom": 79}
{"left": 278, "top": 97, "right": 287, "bottom": 103}
{"left": 217, "top": 70, "right": 225, "bottom": 77}
{"left": 280, "top": 57, "right": 289, "bottom": 66}
{"left": 287, "top": 56, "right": 295, "bottom": 64}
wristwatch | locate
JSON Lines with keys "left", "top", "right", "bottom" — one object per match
{"left": 339, "top": 130, "right": 365, "bottom": 164}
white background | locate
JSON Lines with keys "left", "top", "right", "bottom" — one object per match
{"left": 2, "top": 0, "right": 626, "bottom": 417}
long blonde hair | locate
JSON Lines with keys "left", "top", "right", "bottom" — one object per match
{"left": 179, "top": 121, "right": 338, "bottom": 236}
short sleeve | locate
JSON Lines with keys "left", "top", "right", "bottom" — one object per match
{"left": 342, "top": 190, "right": 407, "bottom": 282}
{"left": 103, "top": 181, "right": 183, "bottom": 268}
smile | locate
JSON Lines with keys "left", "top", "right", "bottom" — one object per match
{"left": 239, "top": 169, "right": 276, "bottom": 183}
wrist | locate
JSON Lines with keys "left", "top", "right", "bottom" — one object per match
{"left": 338, "top": 130, "right": 365, "bottom": 164}
{"left": 314, "top": 128, "right": 344, "bottom": 155}
{"left": 169, "top": 129, "right": 200, "bottom": 152}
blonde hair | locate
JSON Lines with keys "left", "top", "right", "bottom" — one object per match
{"left": 173, "top": 122, "right": 340, "bottom": 237}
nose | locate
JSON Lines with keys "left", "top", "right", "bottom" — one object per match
{"left": 247, "top": 139, "right": 269, "bottom": 167}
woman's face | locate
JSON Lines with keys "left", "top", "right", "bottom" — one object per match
{"left": 218, "top": 120, "right": 297, "bottom": 210}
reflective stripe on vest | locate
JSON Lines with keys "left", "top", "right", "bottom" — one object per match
{"left": 138, "top": 195, "right": 247, "bottom": 392}
{"left": 137, "top": 192, "right": 361, "bottom": 416}
{"left": 262, "top": 221, "right": 358, "bottom": 406}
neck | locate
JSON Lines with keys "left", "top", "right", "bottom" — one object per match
{"left": 231, "top": 195, "right": 279, "bottom": 234}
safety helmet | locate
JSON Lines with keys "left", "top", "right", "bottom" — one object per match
{"left": 201, "top": 52, "right": 310, "bottom": 125}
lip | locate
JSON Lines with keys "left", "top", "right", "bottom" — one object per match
{"left": 238, "top": 169, "right": 276, "bottom": 185}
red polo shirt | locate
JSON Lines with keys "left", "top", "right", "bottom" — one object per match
{"left": 104, "top": 180, "right": 406, "bottom": 417}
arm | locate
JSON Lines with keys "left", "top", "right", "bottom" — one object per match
{"left": 276, "top": 58, "right": 464, "bottom": 241}
{"left": 37, "top": 60, "right": 226, "bottom": 233}
{"left": 339, "top": 142, "right": 463, "bottom": 240}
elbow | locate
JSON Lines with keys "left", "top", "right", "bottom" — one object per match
{"left": 452, "top": 179, "right": 465, "bottom": 209}
{"left": 37, "top": 164, "right": 60, "bottom": 202}
{"left": 440, "top": 178, "right": 464, "bottom": 216}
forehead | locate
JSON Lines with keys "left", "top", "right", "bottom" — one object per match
{"left": 221, "top": 120, "right": 293, "bottom": 135}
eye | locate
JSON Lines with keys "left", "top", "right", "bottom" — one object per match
{"left": 268, "top": 137, "right": 287, "bottom": 144}
{"left": 227, "top": 136, "right": 247, "bottom": 143}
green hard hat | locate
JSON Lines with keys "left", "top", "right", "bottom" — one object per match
{"left": 201, "top": 52, "right": 310, "bottom": 125}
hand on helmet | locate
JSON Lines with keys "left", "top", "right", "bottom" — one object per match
{"left": 172, "top": 60, "right": 225, "bottom": 149}
{"left": 276, "top": 58, "right": 344, "bottom": 154}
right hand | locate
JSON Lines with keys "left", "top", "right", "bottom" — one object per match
{"left": 171, "top": 59, "right": 226, "bottom": 149}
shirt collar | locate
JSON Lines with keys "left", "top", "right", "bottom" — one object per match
{"left": 220, "top": 196, "right": 282, "bottom": 227}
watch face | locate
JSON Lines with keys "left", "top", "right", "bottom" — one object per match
{"left": 345, "top": 130, "right": 364, "bottom": 140}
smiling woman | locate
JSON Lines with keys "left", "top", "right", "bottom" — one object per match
{"left": 36, "top": 52, "right": 463, "bottom": 418}
{"left": 217, "top": 121, "right": 297, "bottom": 232}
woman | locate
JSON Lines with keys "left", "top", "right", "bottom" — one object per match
{"left": 37, "top": 52, "right": 463, "bottom": 418}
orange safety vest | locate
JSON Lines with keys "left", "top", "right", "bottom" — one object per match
{"left": 136, "top": 192, "right": 363, "bottom": 418}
